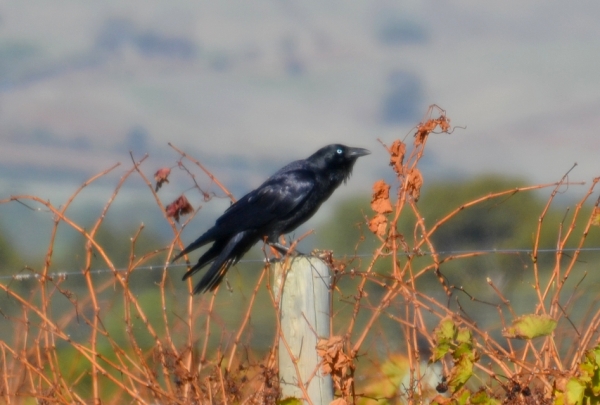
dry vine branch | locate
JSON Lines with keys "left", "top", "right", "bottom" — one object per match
{"left": 3, "top": 111, "right": 600, "bottom": 403}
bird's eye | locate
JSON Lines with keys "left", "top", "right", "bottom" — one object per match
{"left": 336, "top": 148, "right": 343, "bottom": 154}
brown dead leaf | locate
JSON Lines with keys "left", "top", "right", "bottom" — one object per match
{"left": 341, "top": 377, "right": 354, "bottom": 393}
{"left": 406, "top": 168, "right": 423, "bottom": 202}
{"left": 371, "top": 180, "right": 393, "bottom": 214}
{"left": 317, "top": 336, "right": 344, "bottom": 365}
{"left": 369, "top": 180, "right": 392, "bottom": 236}
{"left": 368, "top": 214, "right": 388, "bottom": 237}
{"left": 414, "top": 110, "right": 452, "bottom": 146}
{"left": 389, "top": 140, "right": 406, "bottom": 175}
{"left": 414, "top": 119, "right": 436, "bottom": 146}
{"left": 317, "top": 336, "right": 354, "bottom": 397}
{"left": 154, "top": 167, "right": 171, "bottom": 191}
{"left": 438, "top": 114, "right": 451, "bottom": 132}
{"left": 166, "top": 195, "right": 194, "bottom": 222}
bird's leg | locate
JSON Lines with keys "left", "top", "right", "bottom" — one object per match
{"left": 266, "top": 242, "right": 306, "bottom": 263}
{"left": 269, "top": 242, "right": 302, "bottom": 256}
{"left": 269, "top": 242, "right": 292, "bottom": 256}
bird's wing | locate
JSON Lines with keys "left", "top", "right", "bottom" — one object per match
{"left": 172, "top": 168, "right": 316, "bottom": 262}
{"left": 216, "top": 169, "right": 316, "bottom": 231}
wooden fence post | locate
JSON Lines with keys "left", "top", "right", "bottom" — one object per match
{"left": 273, "top": 256, "right": 334, "bottom": 404}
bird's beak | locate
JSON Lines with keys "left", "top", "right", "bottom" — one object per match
{"left": 348, "top": 147, "right": 371, "bottom": 158}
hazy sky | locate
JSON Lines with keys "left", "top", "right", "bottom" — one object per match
{"left": 2, "top": 0, "right": 600, "bottom": 204}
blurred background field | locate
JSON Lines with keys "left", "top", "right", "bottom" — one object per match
{"left": 2, "top": 136, "right": 600, "bottom": 402}
{"left": 2, "top": 1, "right": 600, "bottom": 403}
{"left": 3, "top": 1, "right": 600, "bottom": 240}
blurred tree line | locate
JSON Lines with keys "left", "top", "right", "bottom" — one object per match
{"left": 3, "top": 174, "right": 599, "bottom": 285}
{"left": 0, "top": 228, "right": 20, "bottom": 271}
{"left": 316, "top": 175, "right": 600, "bottom": 297}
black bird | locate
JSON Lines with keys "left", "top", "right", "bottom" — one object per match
{"left": 173, "top": 144, "right": 370, "bottom": 294}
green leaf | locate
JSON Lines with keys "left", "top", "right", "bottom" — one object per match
{"left": 448, "top": 354, "right": 474, "bottom": 393}
{"left": 433, "top": 389, "right": 469, "bottom": 405}
{"left": 455, "top": 327, "right": 471, "bottom": 344}
{"left": 434, "top": 318, "right": 457, "bottom": 341}
{"left": 432, "top": 342, "right": 452, "bottom": 362}
{"left": 453, "top": 328, "right": 473, "bottom": 359}
{"left": 278, "top": 398, "right": 303, "bottom": 405}
{"left": 502, "top": 314, "right": 557, "bottom": 339}
{"left": 470, "top": 390, "right": 501, "bottom": 404}
{"left": 453, "top": 342, "right": 473, "bottom": 360}
{"left": 583, "top": 349, "right": 600, "bottom": 397}
{"left": 432, "top": 318, "right": 456, "bottom": 361}
{"left": 564, "top": 378, "right": 585, "bottom": 405}
{"left": 579, "top": 361, "right": 594, "bottom": 384}
{"left": 456, "top": 388, "right": 471, "bottom": 405}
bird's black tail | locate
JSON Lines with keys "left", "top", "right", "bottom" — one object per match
{"left": 181, "top": 238, "right": 227, "bottom": 281}
{"left": 172, "top": 227, "right": 219, "bottom": 263}
{"left": 183, "top": 230, "right": 256, "bottom": 294}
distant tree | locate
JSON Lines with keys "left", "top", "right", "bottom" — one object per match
{"left": 89, "top": 223, "right": 165, "bottom": 268}
{"left": 95, "top": 18, "right": 197, "bottom": 59}
{"left": 94, "top": 18, "right": 136, "bottom": 53}
{"left": 0, "top": 225, "right": 21, "bottom": 274}
{"left": 376, "top": 18, "right": 428, "bottom": 46}
{"left": 134, "top": 31, "right": 196, "bottom": 59}
{"left": 316, "top": 196, "right": 374, "bottom": 256}
{"left": 420, "top": 176, "right": 543, "bottom": 252}
{"left": 47, "top": 221, "right": 168, "bottom": 288}
{"left": 315, "top": 175, "right": 588, "bottom": 294}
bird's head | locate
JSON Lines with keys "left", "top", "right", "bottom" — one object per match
{"left": 309, "top": 144, "right": 371, "bottom": 182}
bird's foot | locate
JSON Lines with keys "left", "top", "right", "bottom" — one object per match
{"left": 265, "top": 242, "right": 306, "bottom": 263}
{"left": 269, "top": 242, "right": 306, "bottom": 256}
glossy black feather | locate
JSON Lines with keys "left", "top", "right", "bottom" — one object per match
{"left": 173, "top": 144, "right": 370, "bottom": 294}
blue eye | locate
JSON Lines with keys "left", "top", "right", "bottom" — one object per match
{"left": 336, "top": 148, "right": 343, "bottom": 154}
